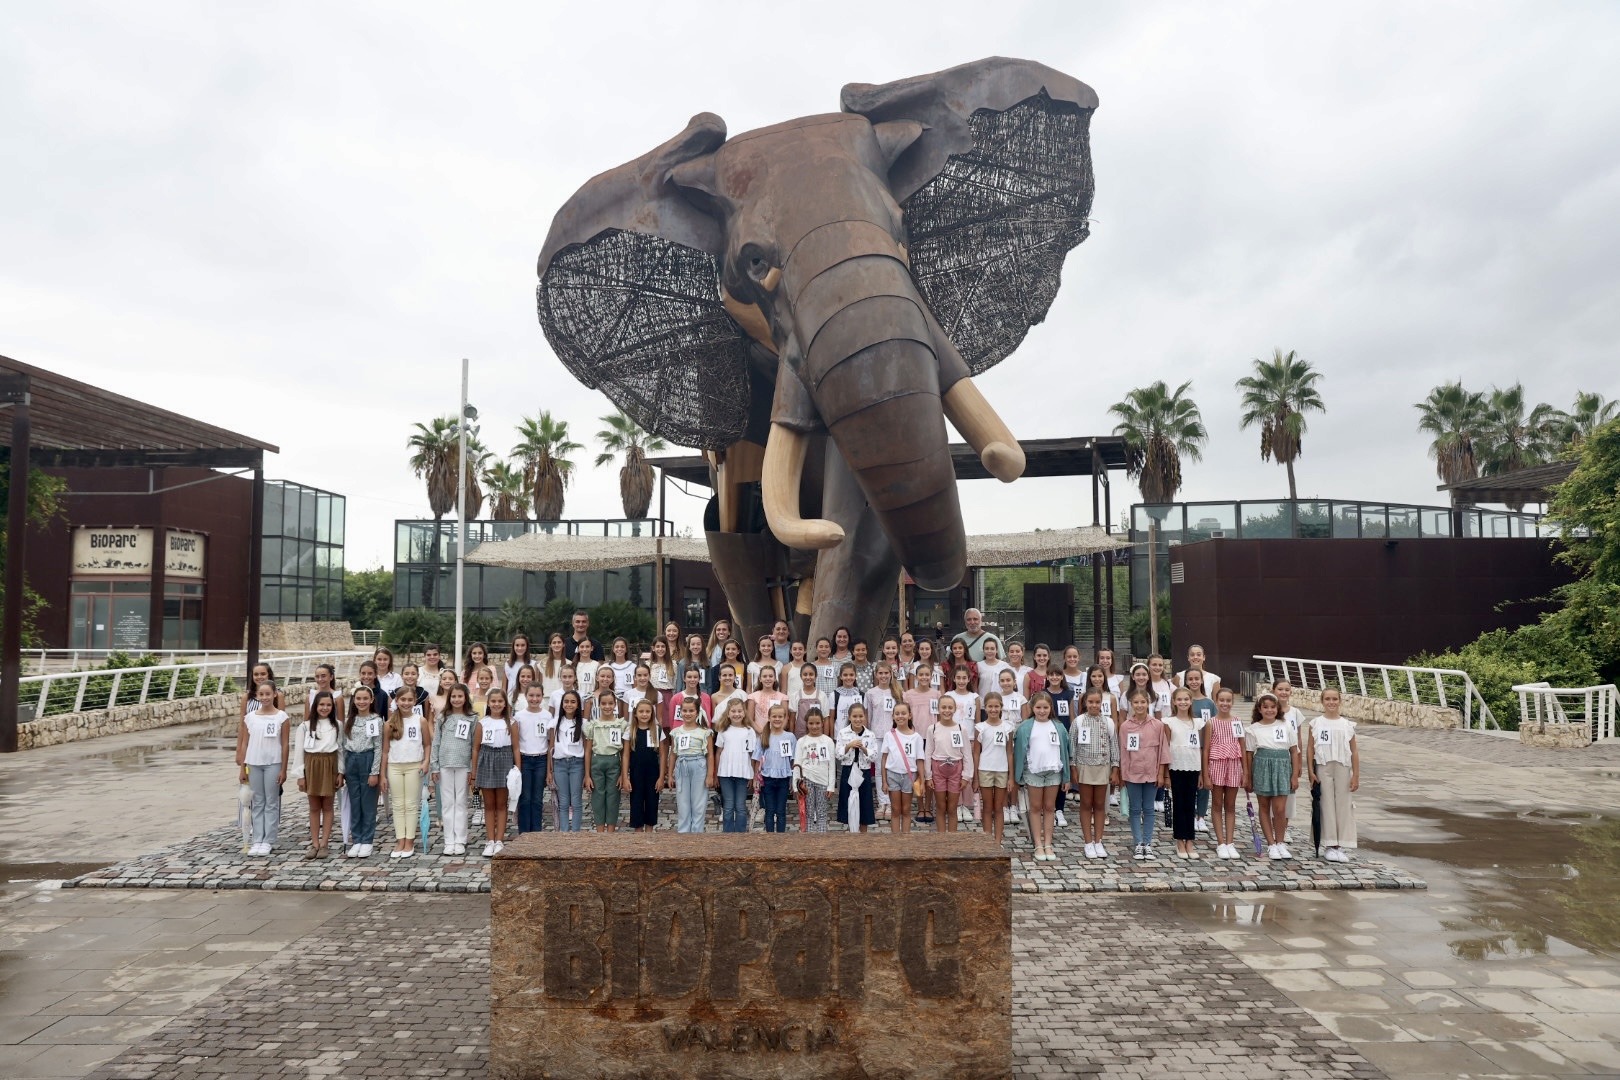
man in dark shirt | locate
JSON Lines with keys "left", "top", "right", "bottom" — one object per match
{"left": 564, "top": 609, "right": 600, "bottom": 662}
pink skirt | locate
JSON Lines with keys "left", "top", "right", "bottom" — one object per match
{"left": 1208, "top": 757, "right": 1243, "bottom": 787}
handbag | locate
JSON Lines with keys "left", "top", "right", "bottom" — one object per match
{"left": 891, "top": 730, "right": 923, "bottom": 796}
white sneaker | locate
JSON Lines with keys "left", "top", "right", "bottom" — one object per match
{"left": 1133, "top": 845, "right": 1146, "bottom": 861}
{"left": 1096, "top": 843, "right": 1108, "bottom": 858}
{"left": 482, "top": 841, "right": 495, "bottom": 857}
{"left": 1194, "top": 816, "right": 1208, "bottom": 833}
{"left": 493, "top": 841, "right": 504, "bottom": 854}
{"left": 1326, "top": 847, "right": 1350, "bottom": 863}
{"left": 344, "top": 845, "right": 356, "bottom": 858}
{"left": 1009, "top": 807, "right": 1021, "bottom": 823}
{"left": 1268, "top": 844, "right": 1283, "bottom": 860}
{"left": 1054, "top": 810, "right": 1067, "bottom": 828}
{"left": 1108, "top": 793, "right": 1119, "bottom": 806}
{"left": 1278, "top": 843, "right": 1292, "bottom": 859}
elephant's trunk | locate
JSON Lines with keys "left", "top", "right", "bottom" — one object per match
{"left": 783, "top": 243, "right": 966, "bottom": 590}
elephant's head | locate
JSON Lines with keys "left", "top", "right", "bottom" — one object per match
{"left": 538, "top": 57, "right": 1096, "bottom": 589}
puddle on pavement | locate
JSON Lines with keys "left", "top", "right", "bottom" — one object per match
{"left": 0, "top": 860, "right": 111, "bottom": 884}
{"left": 1365, "top": 806, "right": 1620, "bottom": 957}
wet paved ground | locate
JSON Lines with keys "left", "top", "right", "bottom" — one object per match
{"left": 4, "top": 716, "right": 1619, "bottom": 1078}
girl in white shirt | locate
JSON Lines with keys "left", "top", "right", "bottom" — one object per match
{"left": 975, "top": 692, "right": 1016, "bottom": 843}
{"left": 1163, "top": 688, "right": 1207, "bottom": 860}
{"left": 290, "top": 688, "right": 343, "bottom": 860}
{"left": 710, "top": 663, "right": 749, "bottom": 730}
{"left": 882, "top": 702, "right": 924, "bottom": 834}
{"left": 975, "top": 638, "right": 1011, "bottom": 699}
{"left": 748, "top": 636, "right": 782, "bottom": 693}
{"left": 747, "top": 663, "right": 788, "bottom": 735}
{"left": 539, "top": 634, "right": 569, "bottom": 696}
{"left": 1306, "top": 687, "right": 1359, "bottom": 861}
{"left": 513, "top": 684, "right": 554, "bottom": 835}
{"left": 235, "top": 680, "right": 289, "bottom": 856}
{"left": 826, "top": 662, "right": 864, "bottom": 733}
{"left": 924, "top": 696, "right": 971, "bottom": 833}
{"left": 835, "top": 704, "right": 878, "bottom": 833}
{"left": 380, "top": 685, "right": 431, "bottom": 859}
{"left": 572, "top": 640, "right": 601, "bottom": 703}
{"left": 505, "top": 633, "right": 534, "bottom": 696}
{"left": 606, "top": 637, "right": 637, "bottom": 697}
{"left": 946, "top": 664, "right": 981, "bottom": 730}
{"left": 714, "top": 698, "right": 760, "bottom": 833}
{"left": 471, "top": 688, "right": 517, "bottom": 855}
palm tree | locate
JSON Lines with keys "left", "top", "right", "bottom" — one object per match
{"left": 1235, "top": 348, "right": 1326, "bottom": 501}
{"left": 513, "top": 411, "right": 581, "bottom": 521}
{"left": 461, "top": 435, "right": 489, "bottom": 520}
{"left": 1478, "top": 384, "right": 1566, "bottom": 511}
{"left": 1414, "top": 381, "right": 1487, "bottom": 487}
{"left": 595, "top": 410, "right": 668, "bottom": 520}
{"left": 1563, "top": 391, "right": 1617, "bottom": 448}
{"left": 483, "top": 461, "right": 531, "bottom": 521}
{"left": 1110, "top": 380, "right": 1207, "bottom": 656}
{"left": 407, "top": 416, "right": 482, "bottom": 605}
{"left": 1109, "top": 379, "right": 1208, "bottom": 504}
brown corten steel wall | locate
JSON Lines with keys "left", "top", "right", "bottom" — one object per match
{"left": 1171, "top": 538, "right": 1573, "bottom": 684}
{"left": 27, "top": 467, "right": 254, "bottom": 650}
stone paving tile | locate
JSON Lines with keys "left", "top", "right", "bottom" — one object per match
{"left": 66, "top": 786, "right": 1423, "bottom": 896}
{"left": 81, "top": 892, "right": 1387, "bottom": 1080}
{"left": 1357, "top": 725, "right": 1620, "bottom": 767}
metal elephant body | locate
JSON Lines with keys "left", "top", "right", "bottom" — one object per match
{"left": 538, "top": 57, "right": 1097, "bottom": 647}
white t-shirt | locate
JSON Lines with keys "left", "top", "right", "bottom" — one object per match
{"left": 976, "top": 660, "right": 1012, "bottom": 693}
{"left": 711, "top": 688, "right": 748, "bottom": 728}
{"left": 389, "top": 711, "right": 426, "bottom": 763}
{"left": 1177, "top": 669, "right": 1222, "bottom": 696}
{"left": 478, "top": 714, "right": 513, "bottom": 749}
{"left": 1309, "top": 715, "right": 1356, "bottom": 766}
{"left": 551, "top": 713, "right": 587, "bottom": 758}
{"left": 244, "top": 710, "right": 289, "bottom": 766}
{"left": 794, "top": 734, "right": 836, "bottom": 789}
{"left": 608, "top": 661, "right": 637, "bottom": 695}
{"left": 1000, "top": 691, "right": 1027, "bottom": 721}
{"left": 715, "top": 725, "right": 758, "bottom": 779}
{"left": 1027, "top": 718, "right": 1063, "bottom": 773}
{"left": 884, "top": 729, "right": 925, "bottom": 776}
{"left": 946, "top": 690, "right": 979, "bottom": 726}
{"left": 1245, "top": 721, "right": 1298, "bottom": 751}
{"left": 514, "top": 707, "right": 554, "bottom": 755}
{"left": 977, "top": 719, "right": 1015, "bottom": 772}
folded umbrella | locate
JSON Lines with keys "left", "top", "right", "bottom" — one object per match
{"left": 237, "top": 779, "right": 254, "bottom": 852}
{"left": 1246, "top": 795, "right": 1266, "bottom": 855}
{"left": 337, "top": 785, "right": 351, "bottom": 846}
{"left": 419, "top": 778, "right": 433, "bottom": 851}
{"left": 507, "top": 767, "right": 522, "bottom": 835}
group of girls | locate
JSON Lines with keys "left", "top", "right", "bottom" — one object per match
{"left": 235, "top": 633, "right": 1358, "bottom": 859}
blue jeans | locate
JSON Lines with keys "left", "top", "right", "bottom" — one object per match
{"left": 248, "top": 763, "right": 281, "bottom": 846}
{"left": 518, "top": 754, "right": 547, "bottom": 832}
{"left": 720, "top": 776, "right": 750, "bottom": 832}
{"left": 675, "top": 756, "right": 708, "bottom": 833}
{"left": 343, "top": 750, "right": 378, "bottom": 845}
{"left": 761, "top": 775, "right": 790, "bottom": 832}
{"left": 553, "top": 756, "right": 584, "bottom": 832}
{"left": 1127, "top": 781, "right": 1158, "bottom": 846}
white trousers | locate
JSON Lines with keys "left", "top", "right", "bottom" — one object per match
{"left": 438, "top": 767, "right": 470, "bottom": 848}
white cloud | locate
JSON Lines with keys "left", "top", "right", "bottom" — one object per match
{"left": 3, "top": 0, "right": 1616, "bottom": 568}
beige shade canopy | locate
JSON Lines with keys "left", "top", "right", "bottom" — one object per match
{"left": 466, "top": 526, "right": 1124, "bottom": 573}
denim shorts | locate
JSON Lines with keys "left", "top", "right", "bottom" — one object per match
{"left": 1025, "top": 769, "right": 1063, "bottom": 788}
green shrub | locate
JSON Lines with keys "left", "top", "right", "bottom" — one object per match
{"left": 1413, "top": 621, "right": 1601, "bottom": 731}
{"left": 380, "top": 608, "right": 454, "bottom": 652}
{"left": 590, "top": 600, "right": 657, "bottom": 646}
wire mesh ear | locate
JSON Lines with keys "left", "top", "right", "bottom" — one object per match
{"left": 842, "top": 58, "right": 1097, "bottom": 375}
{"left": 537, "top": 114, "right": 755, "bottom": 450}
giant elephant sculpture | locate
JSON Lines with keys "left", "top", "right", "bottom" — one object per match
{"left": 538, "top": 56, "right": 1096, "bottom": 648}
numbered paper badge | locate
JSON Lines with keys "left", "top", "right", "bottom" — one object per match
{"left": 1199, "top": 708, "right": 1212, "bottom": 720}
{"left": 995, "top": 730, "right": 1008, "bottom": 745}
{"left": 406, "top": 723, "right": 419, "bottom": 741}
{"left": 677, "top": 734, "right": 693, "bottom": 753}
{"left": 1231, "top": 721, "right": 1244, "bottom": 738}
{"left": 1188, "top": 731, "right": 1201, "bottom": 748}
{"left": 1048, "top": 730, "right": 1060, "bottom": 745}
{"left": 1318, "top": 728, "right": 1332, "bottom": 744}
{"left": 264, "top": 720, "right": 278, "bottom": 737}
{"left": 777, "top": 739, "right": 793, "bottom": 757}
{"left": 1126, "top": 732, "right": 1141, "bottom": 752}
{"left": 303, "top": 730, "right": 318, "bottom": 751}
{"left": 1056, "top": 699, "right": 1070, "bottom": 716}
{"left": 929, "top": 699, "right": 939, "bottom": 715}
{"left": 949, "top": 729, "right": 963, "bottom": 748}
{"left": 1078, "top": 726, "right": 1093, "bottom": 745}
{"left": 610, "top": 728, "right": 624, "bottom": 747}
{"left": 455, "top": 719, "right": 472, "bottom": 740}
{"left": 1272, "top": 726, "right": 1287, "bottom": 743}
{"left": 365, "top": 718, "right": 380, "bottom": 739}
{"left": 882, "top": 697, "right": 893, "bottom": 711}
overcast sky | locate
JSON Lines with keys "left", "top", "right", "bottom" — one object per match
{"left": 5, "top": 1, "right": 1617, "bottom": 570}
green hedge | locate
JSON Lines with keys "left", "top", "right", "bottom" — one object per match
{"left": 1412, "top": 621, "right": 1601, "bottom": 732}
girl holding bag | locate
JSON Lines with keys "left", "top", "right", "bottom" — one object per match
{"left": 882, "top": 702, "right": 925, "bottom": 834}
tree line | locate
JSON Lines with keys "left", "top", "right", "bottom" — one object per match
{"left": 1109, "top": 348, "right": 1612, "bottom": 512}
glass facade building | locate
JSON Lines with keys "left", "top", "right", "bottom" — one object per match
{"left": 262, "top": 480, "right": 346, "bottom": 621}
{"left": 394, "top": 518, "right": 668, "bottom": 615}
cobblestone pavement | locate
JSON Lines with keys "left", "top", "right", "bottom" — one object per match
{"left": 70, "top": 892, "right": 1385, "bottom": 1080}
{"left": 64, "top": 787, "right": 1423, "bottom": 895}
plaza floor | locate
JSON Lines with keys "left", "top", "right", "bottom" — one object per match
{"left": 3, "top": 717, "right": 1619, "bottom": 1078}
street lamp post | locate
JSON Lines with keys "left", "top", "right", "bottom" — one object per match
{"left": 454, "top": 359, "right": 477, "bottom": 670}
{"left": 1143, "top": 503, "right": 1173, "bottom": 657}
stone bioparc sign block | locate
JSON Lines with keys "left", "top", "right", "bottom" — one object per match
{"left": 491, "top": 832, "right": 1010, "bottom": 1080}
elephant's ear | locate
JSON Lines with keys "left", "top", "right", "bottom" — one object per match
{"left": 842, "top": 57, "right": 1097, "bottom": 374}
{"left": 537, "top": 113, "right": 755, "bottom": 450}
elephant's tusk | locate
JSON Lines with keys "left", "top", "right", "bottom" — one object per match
{"left": 943, "top": 379, "right": 1026, "bottom": 483}
{"left": 762, "top": 422, "right": 846, "bottom": 549}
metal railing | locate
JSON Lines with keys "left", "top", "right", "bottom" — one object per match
{"left": 1256, "top": 654, "right": 1500, "bottom": 731}
{"left": 352, "top": 630, "right": 382, "bottom": 647}
{"left": 1513, "top": 682, "right": 1619, "bottom": 741}
{"left": 21, "top": 648, "right": 365, "bottom": 676}
{"left": 11, "top": 651, "right": 362, "bottom": 721}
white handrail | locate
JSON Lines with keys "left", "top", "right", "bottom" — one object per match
{"left": 6, "top": 651, "right": 364, "bottom": 721}
{"left": 1254, "top": 654, "right": 1499, "bottom": 731}
{"left": 1512, "top": 682, "right": 1618, "bottom": 741}
{"left": 20, "top": 647, "right": 370, "bottom": 676}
